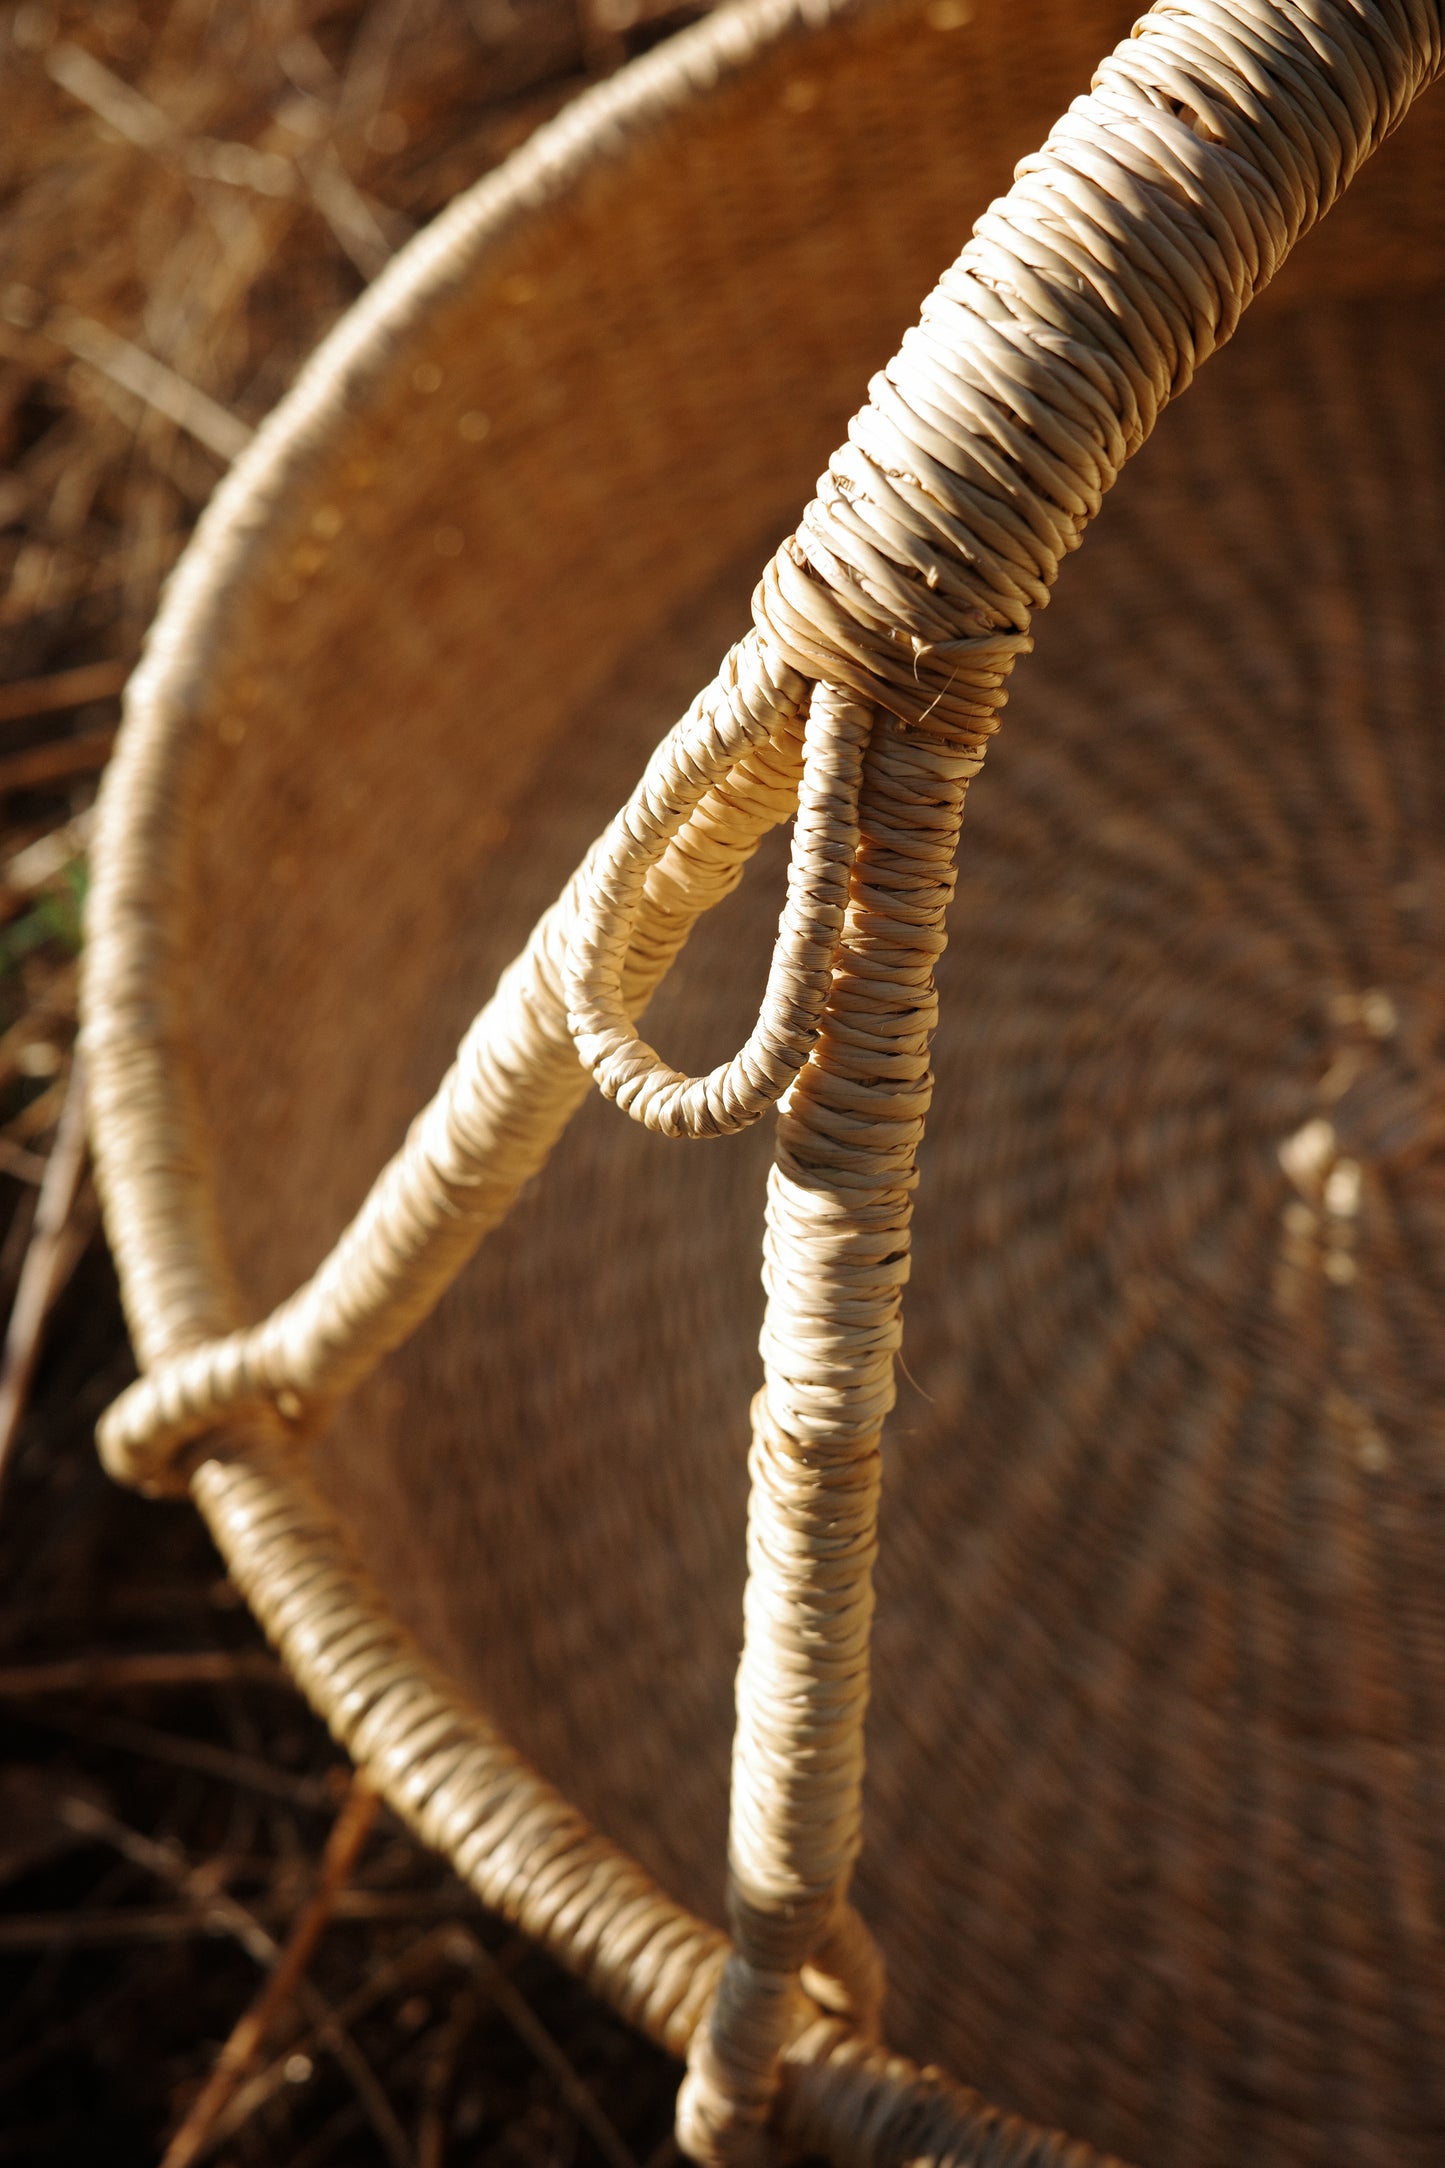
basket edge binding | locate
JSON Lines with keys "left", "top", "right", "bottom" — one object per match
{"left": 83, "top": 1, "right": 1444, "bottom": 2163}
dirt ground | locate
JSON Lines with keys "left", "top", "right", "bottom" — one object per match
{"left": 0, "top": 4, "right": 711, "bottom": 2160}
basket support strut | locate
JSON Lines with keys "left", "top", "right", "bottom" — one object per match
{"left": 677, "top": 683, "right": 979, "bottom": 2167}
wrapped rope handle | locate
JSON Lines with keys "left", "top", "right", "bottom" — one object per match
{"left": 90, "top": 4, "right": 1443, "bottom": 2166}
{"left": 564, "top": 682, "right": 869, "bottom": 1138}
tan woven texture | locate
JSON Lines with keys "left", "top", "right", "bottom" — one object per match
{"left": 83, "top": 0, "right": 1445, "bottom": 2161}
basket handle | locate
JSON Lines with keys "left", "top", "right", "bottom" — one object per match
{"left": 563, "top": 680, "right": 870, "bottom": 1138}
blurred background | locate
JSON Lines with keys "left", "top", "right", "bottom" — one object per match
{"left": 0, "top": 4, "right": 718, "bottom": 2160}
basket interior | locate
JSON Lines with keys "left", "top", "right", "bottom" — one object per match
{"left": 146, "top": 4, "right": 1445, "bottom": 2161}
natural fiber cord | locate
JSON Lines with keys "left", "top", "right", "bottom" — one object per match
{"left": 83, "top": 0, "right": 1445, "bottom": 2161}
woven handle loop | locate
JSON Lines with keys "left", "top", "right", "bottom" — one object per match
{"left": 95, "top": 634, "right": 817, "bottom": 1496}
{"left": 565, "top": 681, "right": 869, "bottom": 1138}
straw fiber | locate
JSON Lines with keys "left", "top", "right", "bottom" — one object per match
{"left": 84, "top": 0, "right": 1445, "bottom": 2162}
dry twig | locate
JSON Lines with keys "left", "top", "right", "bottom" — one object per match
{"left": 54, "top": 314, "right": 253, "bottom": 465}
{"left": 49, "top": 1790, "right": 411, "bottom": 2167}
{"left": 160, "top": 1778, "right": 381, "bottom": 2168}
{"left": 0, "top": 662, "right": 128, "bottom": 728}
{"left": 32, "top": 1705, "right": 337, "bottom": 1808}
{"left": 0, "top": 1054, "right": 90, "bottom": 1504}
{"left": 416, "top": 1977, "right": 486, "bottom": 2168}
{"left": 57, "top": 1796, "right": 278, "bottom": 1967}
{"left": 0, "top": 729, "right": 116, "bottom": 796}
{"left": 0, "top": 1650, "right": 288, "bottom": 1697}
{"left": 0, "top": 1142, "right": 50, "bottom": 1186}
{"left": 0, "top": 1889, "right": 470, "bottom": 1954}
{"left": 0, "top": 1909, "right": 252, "bottom": 1954}
{"left": 204, "top": 1921, "right": 477, "bottom": 2157}
{"left": 452, "top": 1928, "right": 642, "bottom": 2168}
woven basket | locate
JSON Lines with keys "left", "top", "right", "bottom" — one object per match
{"left": 83, "top": 1, "right": 1445, "bottom": 2161}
